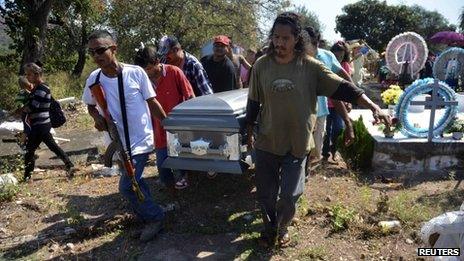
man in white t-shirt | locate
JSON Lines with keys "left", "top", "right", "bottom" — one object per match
{"left": 82, "top": 30, "right": 166, "bottom": 242}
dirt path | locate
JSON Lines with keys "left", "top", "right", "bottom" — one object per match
{"left": 1, "top": 157, "right": 463, "bottom": 260}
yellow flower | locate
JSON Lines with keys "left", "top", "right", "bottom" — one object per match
{"left": 381, "top": 85, "right": 403, "bottom": 105}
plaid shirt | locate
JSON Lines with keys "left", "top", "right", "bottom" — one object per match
{"left": 182, "top": 51, "right": 213, "bottom": 96}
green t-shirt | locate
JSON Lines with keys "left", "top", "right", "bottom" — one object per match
{"left": 248, "top": 54, "right": 344, "bottom": 158}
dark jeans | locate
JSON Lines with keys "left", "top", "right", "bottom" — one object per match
{"left": 25, "top": 124, "right": 72, "bottom": 176}
{"left": 322, "top": 108, "right": 344, "bottom": 158}
{"left": 255, "top": 149, "right": 306, "bottom": 236}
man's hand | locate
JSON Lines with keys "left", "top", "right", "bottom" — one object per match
{"left": 372, "top": 105, "right": 391, "bottom": 126}
{"left": 87, "top": 105, "right": 107, "bottom": 131}
{"left": 343, "top": 120, "right": 355, "bottom": 146}
{"left": 93, "top": 114, "right": 107, "bottom": 131}
{"left": 344, "top": 102, "right": 352, "bottom": 113}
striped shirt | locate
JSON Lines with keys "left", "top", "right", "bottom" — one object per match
{"left": 27, "top": 83, "right": 51, "bottom": 126}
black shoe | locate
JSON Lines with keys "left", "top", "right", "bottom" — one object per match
{"left": 65, "top": 164, "right": 76, "bottom": 178}
{"left": 257, "top": 229, "right": 277, "bottom": 248}
{"left": 23, "top": 174, "right": 31, "bottom": 182}
{"left": 139, "top": 220, "right": 163, "bottom": 242}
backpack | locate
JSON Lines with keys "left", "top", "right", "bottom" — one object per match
{"left": 50, "top": 97, "right": 66, "bottom": 128}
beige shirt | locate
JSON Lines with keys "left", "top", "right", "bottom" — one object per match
{"left": 248, "top": 54, "right": 344, "bottom": 158}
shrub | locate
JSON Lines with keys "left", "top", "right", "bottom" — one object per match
{"left": 337, "top": 116, "right": 375, "bottom": 170}
{"left": 0, "top": 183, "right": 19, "bottom": 202}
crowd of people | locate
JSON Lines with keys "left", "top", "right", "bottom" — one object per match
{"left": 14, "top": 12, "right": 390, "bottom": 246}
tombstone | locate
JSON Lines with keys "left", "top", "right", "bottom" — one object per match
{"left": 348, "top": 78, "right": 463, "bottom": 180}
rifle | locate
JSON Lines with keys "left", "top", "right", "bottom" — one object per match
{"left": 89, "top": 82, "right": 145, "bottom": 202}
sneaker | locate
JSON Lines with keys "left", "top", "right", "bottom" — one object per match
{"left": 139, "top": 220, "right": 163, "bottom": 242}
{"left": 174, "top": 177, "right": 188, "bottom": 190}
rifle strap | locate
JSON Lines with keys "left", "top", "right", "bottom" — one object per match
{"left": 117, "top": 69, "right": 133, "bottom": 160}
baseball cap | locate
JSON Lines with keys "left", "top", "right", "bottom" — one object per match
{"left": 213, "top": 35, "right": 230, "bottom": 46}
{"left": 158, "top": 35, "right": 180, "bottom": 57}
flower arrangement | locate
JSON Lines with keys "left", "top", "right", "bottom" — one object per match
{"left": 381, "top": 85, "right": 403, "bottom": 106}
{"left": 377, "top": 117, "right": 401, "bottom": 138}
{"left": 445, "top": 118, "right": 464, "bottom": 133}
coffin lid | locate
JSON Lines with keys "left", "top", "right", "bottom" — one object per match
{"left": 169, "top": 89, "right": 248, "bottom": 116}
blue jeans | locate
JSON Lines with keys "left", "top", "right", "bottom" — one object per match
{"left": 156, "top": 147, "right": 185, "bottom": 187}
{"left": 322, "top": 108, "right": 344, "bottom": 158}
{"left": 119, "top": 152, "right": 164, "bottom": 222}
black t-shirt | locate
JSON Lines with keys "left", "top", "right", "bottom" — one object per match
{"left": 201, "top": 55, "right": 237, "bottom": 93}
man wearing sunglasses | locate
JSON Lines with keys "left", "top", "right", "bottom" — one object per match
{"left": 82, "top": 30, "right": 167, "bottom": 242}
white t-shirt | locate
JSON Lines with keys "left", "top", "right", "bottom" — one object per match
{"left": 82, "top": 64, "right": 156, "bottom": 156}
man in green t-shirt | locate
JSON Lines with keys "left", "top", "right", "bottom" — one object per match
{"left": 245, "top": 12, "right": 390, "bottom": 248}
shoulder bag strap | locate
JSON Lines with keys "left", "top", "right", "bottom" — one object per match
{"left": 117, "top": 70, "right": 133, "bottom": 160}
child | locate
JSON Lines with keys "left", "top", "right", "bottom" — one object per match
{"left": 22, "top": 62, "right": 75, "bottom": 181}
{"left": 15, "top": 76, "right": 34, "bottom": 149}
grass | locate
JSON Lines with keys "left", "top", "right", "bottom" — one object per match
{"left": 0, "top": 61, "right": 97, "bottom": 111}
{"left": 64, "top": 205, "right": 85, "bottom": 226}
{"left": 297, "top": 246, "right": 328, "bottom": 260}
{"left": 328, "top": 203, "right": 357, "bottom": 232}
{"left": 0, "top": 154, "right": 24, "bottom": 175}
{"left": 389, "top": 191, "right": 433, "bottom": 226}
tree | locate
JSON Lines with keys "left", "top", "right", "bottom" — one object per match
{"left": 293, "top": 5, "right": 323, "bottom": 33}
{"left": 459, "top": 7, "right": 464, "bottom": 32}
{"left": 108, "top": 0, "right": 288, "bottom": 60}
{"left": 47, "top": 0, "right": 105, "bottom": 76}
{"left": 410, "top": 5, "right": 456, "bottom": 40}
{"left": 0, "top": 0, "right": 53, "bottom": 73}
{"left": 335, "top": 0, "right": 456, "bottom": 51}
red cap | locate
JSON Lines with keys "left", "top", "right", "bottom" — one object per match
{"left": 213, "top": 35, "right": 230, "bottom": 46}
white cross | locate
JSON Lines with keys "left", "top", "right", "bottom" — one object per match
{"left": 410, "top": 79, "right": 458, "bottom": 142}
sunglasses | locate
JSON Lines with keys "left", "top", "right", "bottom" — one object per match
{"left": 88, "top": 46, "right": 113, "bottom": 56}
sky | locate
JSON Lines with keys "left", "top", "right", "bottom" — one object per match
{"left": 291, "top": 0, "right": 463, "bottom": 42}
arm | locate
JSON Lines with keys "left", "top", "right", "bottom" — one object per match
{"left": 194, "top": 63, "right": 213, "bottom": 95}
{"left": 331, "top": 81, "right": 390, "bottom": 126}
{"left": 331, "top": 100, "right": 354, "bottom": 146}
{"left": 239, "top": 55, "right": 252, "bottom": 70}
{"left": 146, "top": 97, "right": 166, "bottom": 120}
{"left": 87, "top": 105, "right": 107, "bottom": 131}
{"left": 175, "top": 68, "right": 195, "bottom": 100}
{"left": 245, "top": 99, "right": 260, "bottom": 150}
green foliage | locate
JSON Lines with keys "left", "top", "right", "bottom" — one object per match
{"left": 445, "top": 118, "right": 464, "bottom": 133}
{"left": 0, "top": 60, "right": 96, "bottom": 110}
{"left": 337, "top": 116, "right": 374, "bottom": 170}
{"left": 335, "top": 0, "right": 456, "bottom": 51}
{"left": 0, "top": 68, "right": 20, "bottom": 110}
{"left": 293, "top": 5, "right": 323, "bottom": 32}
{"left": 0, "top": 154, "right": 25, "bottom": 174}
{"left": 389, "top": 191, "right": 432, "bottom": 225}
{"left": 108, "top": 0, "right": 288, "bottom": 60}
{"left": 328, "top": 203, "right": 356, "bottom": 232}
{"left": 65, "top": 205, "right": 85, "bottom": 226}
{"left": 0, "top": 183, "right": 20, "bottom": 202}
